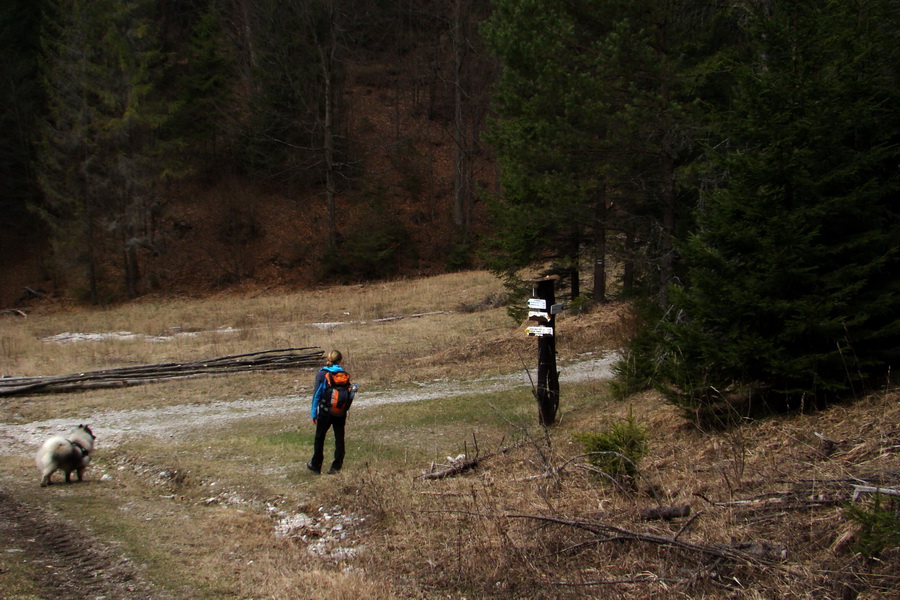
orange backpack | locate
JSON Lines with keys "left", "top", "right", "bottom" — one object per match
{"left": 320, "top": 370, "right": 353, "bottom": 416}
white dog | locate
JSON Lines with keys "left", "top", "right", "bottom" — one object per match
{"left": 35, "top": 425, "right": 95, "bottom": 487}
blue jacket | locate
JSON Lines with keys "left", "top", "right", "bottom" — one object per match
{"left": 311, "top": 365, "right": 347, "bottom": 418}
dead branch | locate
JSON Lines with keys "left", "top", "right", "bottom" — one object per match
{"left": 520, "top": 450, "right": 665, "bottom": 504}
{"left": 418, "top": 441, "right": 523, "bottom": 480}
{"left": 851, "top": 485, "right": 900, "bottom": 501}
{"left": 715, "top": 495, "right": 844, "bottom": 514}
{"left": 420, "top": 456, "right": 482, "bottom": 480}
{"left": 504, "top": 513, "right": 787, "bottom": 566}
{"left": 518, "top": 451, "right": 638, "bottom": 481}
{"left": 574, "top": 463, "right": 633, "bottom": 495}
{"left": 674, "top": 511, "right": 703, "bottom": 541}
{"left": 552, "top": 573, "right": 682, "bottom": 586}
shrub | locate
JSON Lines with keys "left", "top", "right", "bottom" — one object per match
{"left": 321, "top": 186, "right": 416, "bottom": 283}
{"left": 568, "top": 294, "right": 593, "bottom": 315}
{"left": 445, "top": 241, "right": 473, "bottom": 272}
{"left": 574, "top": 409, "right": 648, "bottom": 486}
{"left": 845, "top": 495, "right": 900, "bottom": 558}
{"left": 609, "top": 300, "right": 663, "bottom": 400}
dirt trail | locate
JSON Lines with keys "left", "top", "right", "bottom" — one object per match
{"left": 0, "top": 353, "right": 617, "bottom": 599}
{"left": 0, "top": 489, "right": 170, "bottom": 600}
{"left": 0, "top": 353, "right": 618, "bottom": 457}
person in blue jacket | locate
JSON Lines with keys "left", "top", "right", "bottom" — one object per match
{"left": 307, "top": 350, "right": 351, "bottom": 474}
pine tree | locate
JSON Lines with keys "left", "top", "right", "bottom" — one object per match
{"left": 482, "top": 0, "right": 616, "bottom": 302}
{"left": 655, "top": 0, "right": 900, "bottom": 415}
{"left": 36, "top": 0, "right": 180, "bottom": 300}
{"left": 482, "top": 0, "right": 724, "bottom": 305}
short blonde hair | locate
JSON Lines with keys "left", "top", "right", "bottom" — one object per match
{"left": 326, "top": 350, "right": 343, "bottom": 365}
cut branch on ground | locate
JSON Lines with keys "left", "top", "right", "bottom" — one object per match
{"left": 418, "top": 439, "right": 524, "bottom": 480}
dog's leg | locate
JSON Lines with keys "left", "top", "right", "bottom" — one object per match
{"left": 64, "top": 471, "right": 72, "bottom": 483}
{"left": 40, "top": 466, "right": 55, "bottom": 487}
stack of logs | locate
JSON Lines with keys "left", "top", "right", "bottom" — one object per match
{"left": 0, "top": 347, "right": 324, "bottom": 397}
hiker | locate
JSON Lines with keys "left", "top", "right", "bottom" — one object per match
{"left": 307, "top": 350, "right": 355, "bottom": 474}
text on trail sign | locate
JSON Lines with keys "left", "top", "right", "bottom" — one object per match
{"left": 527, "top": 298, "right": 547, "bottom": 310}
{"left": 526, "top": 326, "right": 554, "bottom": 337}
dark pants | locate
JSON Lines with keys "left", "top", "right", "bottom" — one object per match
{"left": 310, "top": 412, "right": 346, "bottom": 472}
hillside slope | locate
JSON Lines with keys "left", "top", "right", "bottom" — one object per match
{"left": 1, "top": 60, "right": 493, "bottom": 309}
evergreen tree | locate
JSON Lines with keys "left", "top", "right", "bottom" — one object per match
{"left": 0, "top": 0, "right": 44, "bottom": 220}
{"left": 482, "top": 0, "right": 616, "bottom": 303}
{"left": 482, "top": 0, "right": 723, "bottom": 305}
{"left": 173, "top": 1, "right": 236, "bottom": 167}
{"left": 36, "top": 0, "right": 180, "bottom": 301}
{"left": 654, "top": 0, "right": 900, "bottom": 416}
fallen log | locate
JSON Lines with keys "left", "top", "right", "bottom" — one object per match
{"left": 0, "top": 347, "right": 324, "bottom": 397}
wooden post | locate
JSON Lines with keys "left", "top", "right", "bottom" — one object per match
{"left": 530, "top": 276, "right": 559, "bottom": 425}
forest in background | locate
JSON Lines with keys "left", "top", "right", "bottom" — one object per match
{"left": 1, "top": 0, "right": 499, "bottom": 303}
{"left": 2, "top": 0, "right": 900, "bottom": 417}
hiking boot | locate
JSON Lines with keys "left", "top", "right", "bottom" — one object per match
{"left": 306, "top": 461, "right": 320, "bottom": 474}
{"left": 326, "top": 467, "right": 341, "bottom": 475}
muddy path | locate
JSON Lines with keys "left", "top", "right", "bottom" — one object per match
{"left": 0, "top": 488, "right": 172, "bottom": 600}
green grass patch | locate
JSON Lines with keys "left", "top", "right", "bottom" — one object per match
{"left": 255, "top": 384, "right": 547, "bottom": 469}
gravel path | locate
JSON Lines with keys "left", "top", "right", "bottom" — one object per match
{"left": 0, "top": 353, "right": 618, "bottom": 457}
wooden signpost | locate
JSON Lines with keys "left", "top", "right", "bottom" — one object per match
{"left": 527, "top": 276, "right": 560, "bottom": 425}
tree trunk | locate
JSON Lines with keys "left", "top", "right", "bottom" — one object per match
{"left": 124, "top": 238, "right": 139, "bottom": 299}
{"left": 593, "top": 187, "right": 607, "bottom": 302}
{"left": 87, "top": 197, "right": 99, "bottom": 305}
{"left": 452, "top": 0, "right": 471, "bottom": 240}
{"left": 623, "top": 228, "right": 635, "bottom": 294}
{"left": 659, "top": 152, "right": 676, "bottom": 308}
{"left": 656, "top": 19, "right": 676, "bottom": 308}
{"left": 320, "top": 13, "right": 338, "bottom": 248}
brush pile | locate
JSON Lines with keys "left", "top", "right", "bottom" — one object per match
{"left": 0, "top": 347, "right": 323, "bottom": 397}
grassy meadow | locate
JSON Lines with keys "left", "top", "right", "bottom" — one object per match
{"left": 0, "top": 271, "right": 897, "bottom": 599}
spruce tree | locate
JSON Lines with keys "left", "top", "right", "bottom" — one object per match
{"left": 482, "top": 0, "right": 619, "bottom": 302}
{"left": 482, "top": 0, "right": 724, "bottom": 305}
{"left": 655, "top": 0, "right": 900, "bottom": 415}
{"left": 36, "top": 0, "right": 180, "bottom": 300}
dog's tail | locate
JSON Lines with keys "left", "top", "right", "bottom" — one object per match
{"left": 35, "top": 437, "right": 69, "bottom": 469}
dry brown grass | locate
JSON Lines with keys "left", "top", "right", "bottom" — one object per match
{"left": 1, "top": 273, "right": 897, "bottom": 599}
{"left": 325, "top": 389, "right": 899, "bottom": 599}
{"left": 1, "top": 271, "right": 512, "bottom": 389}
